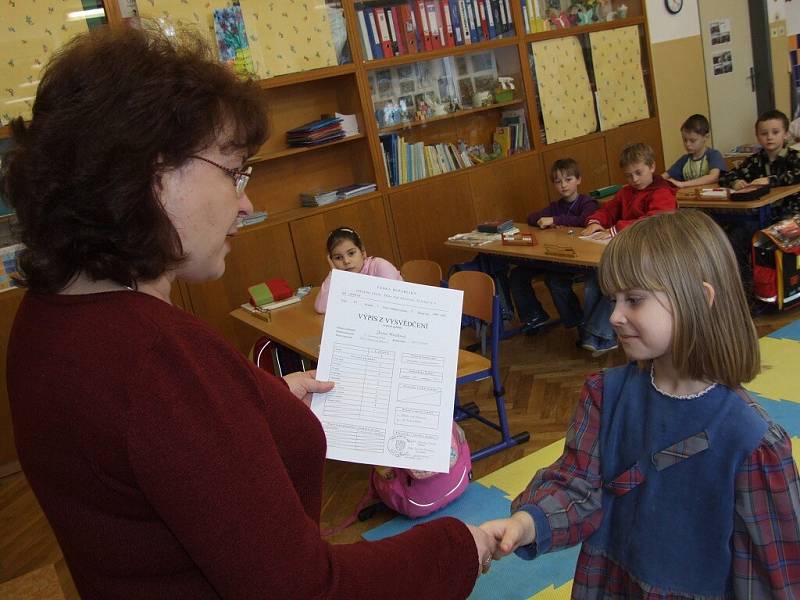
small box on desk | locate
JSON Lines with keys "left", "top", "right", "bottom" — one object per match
{"left": 501, "top": 231, "right": 536, "bottom": 246}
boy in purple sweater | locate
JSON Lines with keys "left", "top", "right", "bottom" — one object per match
{"left": 510, "top": 159, "right": 598, "bottom": 334}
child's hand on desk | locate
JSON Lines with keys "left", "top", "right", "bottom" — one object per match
{"left": 536, "top": 216, "right": 554, "bottom": 229}
{"left": 731, "top": 179, "right": 749, "bottom": 190}
{"left": 750, "top": 177, "right": 770, "bottom": 186}
{"left": 580, "top": 222, "right": 605, "bottom": 236}
{"left": 479, "top": 511, "right": 535, "bottom": 559}
{"left": 283, "top": 370, "right": 334, "bottom": 407}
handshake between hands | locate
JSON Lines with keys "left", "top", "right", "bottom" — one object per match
{"left": 467, "top": 511, "right": 536, "bottom": 577}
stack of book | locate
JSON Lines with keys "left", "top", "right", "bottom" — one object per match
{"left": 286, "top": 117, "right": 345, "bottom": 147}
{"left": 336, "top": 182, "right": 376, "bottom": 199}
{"left": 300, "top": 183, "right": 377, "bottom": 207}
{"left": 355, "top": 0, "right": 515, "bottom": 61}
{"left": 301, "top": 190, "right": 339, "bottom": 207}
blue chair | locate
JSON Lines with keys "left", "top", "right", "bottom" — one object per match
{"left": 449, "top": 270, "right": 530, "bottom": 461}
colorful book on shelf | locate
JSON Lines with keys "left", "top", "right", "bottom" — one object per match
{"left": 355, "top": 7, "right": 374, "bottom": 61}
{"left": 415, "top": 1, "right": 433, "bottom": 51}
{"left": 286, "top": 117, "right": 344, "bottom": 147}
{"left": 364, "top": 6, "right": 384, "bottom": 59}
{"left": 212, "top": 6, "right": 255, "bottom": 78}
{"left": 493, "top": 127, "right": 511, "bottom": 157}
{"left": 300, "top": 190, "right": 339, "bottom": 207}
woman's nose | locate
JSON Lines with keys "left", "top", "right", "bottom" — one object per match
{"left": 238, "top": 191, "right": 254, "bottom": 216}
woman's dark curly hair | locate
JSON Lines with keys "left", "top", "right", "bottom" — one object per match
{"left": 0, "top": 25, "right": 268, "bottom": 293}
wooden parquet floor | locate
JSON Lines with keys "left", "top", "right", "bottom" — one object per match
{"left": 1, "top": 299, "right": 796, "bottom": 599}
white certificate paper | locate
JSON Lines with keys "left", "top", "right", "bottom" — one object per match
{"left": 311, "top": 269, "right": 463, "bottom": 473}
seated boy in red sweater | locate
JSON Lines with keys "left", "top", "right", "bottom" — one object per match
{"left": 578, "top": 143, "right": 678, "bottom": 356}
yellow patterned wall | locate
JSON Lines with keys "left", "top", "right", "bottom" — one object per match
{"left": 531, "top": 37, "right": 597, "bottom": 144}
{"left": 0, "top": 1, "right": 91, "bottom": 125}
{"left": 135, "top": 0, "right": 219, "bottom": 45}
{"left": 590, "top": 26, "right": 650, "bottom": 130}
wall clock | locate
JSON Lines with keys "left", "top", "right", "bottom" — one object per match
{"left": 665, "top": 0, "right": 683, "bottom": 14}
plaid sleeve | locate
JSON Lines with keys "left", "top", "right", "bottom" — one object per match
{"left": 732, "top": 422, "right": 800, "bottom": 597}
{"left": 511, "top": 372, "right": 604, "bottom": 557}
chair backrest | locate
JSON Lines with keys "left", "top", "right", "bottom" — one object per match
{"left": 401, "top": 259, "right": 443, "bottom": 287}
{"left": 448, "top": 270, "right": 495, "bottom": 324}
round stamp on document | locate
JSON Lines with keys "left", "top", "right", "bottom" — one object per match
{"left": 387, "top": 434, "right": 412, "bottom": 457}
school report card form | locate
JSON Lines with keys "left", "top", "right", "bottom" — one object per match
{"left": 311, "top": 269, "right": 463, "bottom": 473}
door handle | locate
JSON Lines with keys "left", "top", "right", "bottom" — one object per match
{"left": 748, "top": 66, "right": 756, "bottom": 92}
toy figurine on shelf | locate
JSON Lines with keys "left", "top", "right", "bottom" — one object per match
{"left": 547, "top": 7, "right": 571, "bottom": 29}
{"left": 398, "top": 98, "right": 412, "bottom": 123}
{"left": 577, "top": 5, "right": 594, "bottom": 25}
{"left": 494, "top": 77, "right": 515, "bottom": 102}
{"left": 597, "top": 0, "right": 614, "bottom": 21}
{"left": 473, "top": 90, "right": 492, "bottom": 107}
{"left": 617, "top": 3, "right": 628, "bottom": 18}
{"left": 567, "top": 3, "right": 582, "bottom": 25}
{"left": 416, "top": 98, "right": 429, "bottom": 121}
{"left": 429, "top": 96, "right": 448, "bottom": 116}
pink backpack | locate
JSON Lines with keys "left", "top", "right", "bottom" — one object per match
{"left": 370, "top": 423, "right": 472, "bottom": 518}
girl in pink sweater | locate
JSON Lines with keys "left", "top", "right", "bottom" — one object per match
{"left": 314, "top": 227, "right": 403, "bottom": 313}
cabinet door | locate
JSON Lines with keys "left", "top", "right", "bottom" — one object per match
{"left": 290, "top": 195, "right": 396, "bottom": 286}
{"left": 0, "top": 288, "right": 25, "bottom": 474}
{"left": 604, "top": 117, "right": 664, "bottom": 185}
{"left": 389, "top": 172, "right": 476, "bottom": 271}
{"left": 542, "top": 137, "right": 610, "bottom": 202}
{"left": 469, "top": 153, "right": 546, "bottom": 224}
{"left": 182, "top": 223, "right": 301, "bottom": 354}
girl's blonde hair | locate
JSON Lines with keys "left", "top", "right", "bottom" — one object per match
{"left": 598, "top": 210, "right": 759, "bottom": 387}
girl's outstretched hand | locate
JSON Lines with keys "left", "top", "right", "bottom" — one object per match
{"left": 479, "top": 510, "right": 536, "bottom": 559}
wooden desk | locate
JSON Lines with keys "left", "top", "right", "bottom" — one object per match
{"left": 444, "top": 224, "right": 604, "bottom": 267}
{"left": 230, "top": 290, "right": 324, "bottom": 362}
{"left": 231, "top": 288, "right": 507, "bottom": 380}
{"left": 677, "top": 183, "right": 800, "bottom": 228}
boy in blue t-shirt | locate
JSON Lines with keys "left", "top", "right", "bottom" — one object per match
{"left": 662, "top": 114, "right": 726, "bottom": 188}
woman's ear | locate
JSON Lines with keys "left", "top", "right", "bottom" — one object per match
{"left": 702, "top": 282, "right": 716, "bottom": 308}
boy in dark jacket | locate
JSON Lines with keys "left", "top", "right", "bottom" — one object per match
{"left": 509, "top": 159, "right": 598, "bottom": 334}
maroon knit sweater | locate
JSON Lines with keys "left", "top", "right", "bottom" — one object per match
{"left": 8, "top": 291, "right": 477, "bottom": 599}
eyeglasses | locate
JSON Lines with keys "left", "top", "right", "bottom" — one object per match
{"left": 189, "top": 155, "right": 252, "bottom": 195}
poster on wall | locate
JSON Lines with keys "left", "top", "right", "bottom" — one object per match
{"left": 712, "top": 50, "right": 733, "bottom": 76}
{"left": 709, "top": 19, "right": 731, "bottom": 45}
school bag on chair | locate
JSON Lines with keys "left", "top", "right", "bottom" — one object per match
{"left": 752, "top": 215, "right": 800, "bottom": 311}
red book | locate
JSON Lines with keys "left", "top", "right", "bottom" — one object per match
{"left": 440, "top": 0, "right": 455, "bottom": 47}
{"left": 425, "top": 1, "right": 442, "bottom": 49}
{"left": 477, "top": 1, "right": 489, "bottom": 40}
{"left": 390, "top": 6, "right": 406, "bottom": 54}
{"left": 400, "top": 4, "right": 419, "bottom": 54}
{"left": 375, "top": 9, "right": 393, "bottom": 57}
{"left": 415, "top": 1, "right": 433, "bottom": 51}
